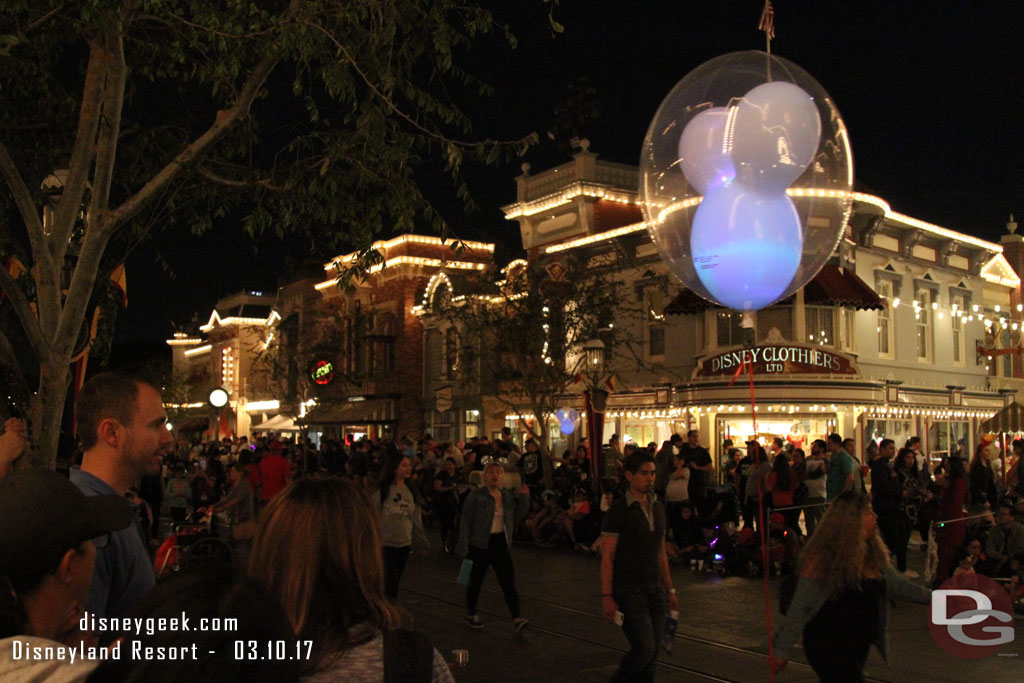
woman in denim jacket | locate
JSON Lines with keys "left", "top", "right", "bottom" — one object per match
{"left": 772, "top": 491, "right": 930, "bottom": 680}
{"left": 456, "top": 462, "right": 530, "bottom": 630}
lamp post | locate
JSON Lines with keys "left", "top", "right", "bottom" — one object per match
{"left": 583, "top": 338, "right": 609, "bottom": 486}
{"left": 209, "top": 387, "right": 229, "bottom": 442}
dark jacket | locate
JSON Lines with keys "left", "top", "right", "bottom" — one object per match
{"left": 968, "top": 462, "right": 998, "bottom": 509}
{"left": 773, "top": 566, "right": 930, "bottom": 661}
{"left": 870, "top": 458, "right": 901, "bottom": 518}
{"left": 456, "top": 486, "right": 529, "bottom": 555}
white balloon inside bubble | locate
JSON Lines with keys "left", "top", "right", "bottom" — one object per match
{"left": 677, "top": 106, "right": 736, "bottom": 194}
{"left": 731, "top": 81, "right": 821, "bottom": 193}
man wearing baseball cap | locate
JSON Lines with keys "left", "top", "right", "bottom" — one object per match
{"left": 71, "top": 372, "right": 173, "bottom": 622}
{"left": 0, "top": 468, "right": 132, "bottom": 680}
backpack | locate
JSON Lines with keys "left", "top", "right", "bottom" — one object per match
{"left": 383, "top": 628, "right": 434, "bottom": 683}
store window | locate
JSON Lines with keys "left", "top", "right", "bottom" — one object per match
{"left": 915, "top": 288, "right": 934, "bottom": 362}
{"left": 424, "top": 329, "right": 442, "bottom": 382}
{"left": 549, "top": 422, "right": 568, "bottom": 461}
{"left": 876, "top": 280, "right": 894, "bottom": 357}
{"left": 464, "top": 409, "right": 480, "bottom": 440}
{"left": 841, "top": 308, "right": 856, "bottom": 351}
{"left": 1002, "top": 328, "right": 1014, "bottom": 378}
{"left": 647, "top": 290, "right": 667, "bottom": 358}
{"left": 624, "top": 423, "right": 658, "bottom": 449}
{"left": 444, "top": 327, "right": 458, "bottom": 378}
{"left": 432, "top": 409, "right": 454, "bottom": 443}
{"left": 951, "top": 292, "right": 967, "bottom": 366}
{"left": 805, "top": 306, "right": 834, "bottom": 347}
{"left": 717, "top": 311, "right": 744, "bottom": 347}
{"left": 929, "top": 421, "right": 968, "bottom": 460}
{"left": 864, "top": 418, "right": 916, "bottom": 448}
{"left": 757, "top": 304, "right": 793, "bottom": 341}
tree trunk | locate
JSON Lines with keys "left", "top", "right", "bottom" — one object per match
{"left": 29, "top": 354, "right": 70, "bottom": 468}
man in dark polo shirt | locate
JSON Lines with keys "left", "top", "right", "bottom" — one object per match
{"left": 601, "top": 450, "right": 679, "bottom": 682}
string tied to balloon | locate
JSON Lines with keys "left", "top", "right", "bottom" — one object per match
{"left": 641, "top": 45, "right": 854, "bottom": 683}
{"left": 725, "top": 320, "right": 776, "bottom": 682}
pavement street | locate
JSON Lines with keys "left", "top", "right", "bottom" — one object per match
{"left": 398, "top": 530, "right": 1024, "bottom": 683}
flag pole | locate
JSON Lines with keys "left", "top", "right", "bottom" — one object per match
{"left": 759, "top": 0, "right": 774, "bottom": 80}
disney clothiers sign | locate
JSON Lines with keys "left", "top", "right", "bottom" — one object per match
{"left": 695, "top": 344, "right": 858, "bottom": 378}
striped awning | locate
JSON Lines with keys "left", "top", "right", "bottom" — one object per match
{"left": 980, "top": 402, "right": 1024, "bottom": 433}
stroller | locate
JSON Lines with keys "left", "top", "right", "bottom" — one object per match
{"left": 153, "top": 509, "right": 232, "bottom": 579}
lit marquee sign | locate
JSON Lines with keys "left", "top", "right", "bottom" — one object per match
{"left": 310, "top": 360, "right": 335, "bottom": 385}
{"left": 696, "top": 344, "right": 858, "bottom": 378}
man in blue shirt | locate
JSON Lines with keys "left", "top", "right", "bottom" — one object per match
{"left": 71, "top": 372, "right": 174, "bottom": 623}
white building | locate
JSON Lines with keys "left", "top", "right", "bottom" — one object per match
{"left": 501, "top": 145, "right": 1021, "bottom": 472}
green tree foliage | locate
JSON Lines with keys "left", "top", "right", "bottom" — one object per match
{"left": 0, "top": 0, "right": 536, "bottom": 465}
{"left": 427, "top": 256, "right": 646, "bottom": 470}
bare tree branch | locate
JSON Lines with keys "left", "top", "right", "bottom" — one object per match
{"left": 296, "top": 18, "right": 532, "bottom": 151}
{"left": 107, "top": 0, "right": 303, "bottom": 231}
{"left": 0, "top": 266, "right": 48, "bottom": 361}
{"left": 50, "top": 39, "right": 106, "bottom": 265}
{"left": 196, "top": 165, "right": 287, "bottom": 192}
{"left": 87, "top": 16, "right": 128, "bottom": 241}
{"left": 20, "top": 3, "right": 68, "bottom": 36}
{"left": 0, "top": 139, "right": 62, "bottom": 339}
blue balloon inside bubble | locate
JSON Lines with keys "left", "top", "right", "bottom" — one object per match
{"left": 559, "top": 418, "right": 575, "bottom": 435}
{"left": 690, "top": 181, "right": 802, "bottom": 311}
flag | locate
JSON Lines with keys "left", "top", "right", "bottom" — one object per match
{"left": 109, "top": 263, "right": 127, "bottom": 307}
{"left": 1, "top": 256, "right": 30, "bottom": 309}
{"left": 758, "top": 0, "right": 775, "bottom": 40}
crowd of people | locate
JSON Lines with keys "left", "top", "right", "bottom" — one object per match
{"left": 3, "top": 374, "right": 1024, "bottom": 681}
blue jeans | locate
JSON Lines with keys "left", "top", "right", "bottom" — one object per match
{"left": 612, "top": 585, "right": 667, "bottom": 683}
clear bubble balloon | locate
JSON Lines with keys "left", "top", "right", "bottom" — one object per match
{"left": 640, "top": 51, "right": 853, "bottom": 313}
{"left": 556, "top": 408, "right": 580, "bottom": 424}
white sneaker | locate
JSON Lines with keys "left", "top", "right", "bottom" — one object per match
{"left": 466, "top": 615, "right": 483, "bottom": 630}
{"left": 903, "top": 570, "right": 920, "bottom": 579}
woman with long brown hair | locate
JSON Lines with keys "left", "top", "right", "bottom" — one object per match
{"left": 248, "top": 478, "right": 453, "bottom": 682}
{"left": 772, "top": 491, "right": 930, "bottom": 681}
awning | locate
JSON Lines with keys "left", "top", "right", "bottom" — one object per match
{"left": 802, "top": 265, "right": 885, "bottom": 310}
{"left": 980, "top": 402, "right": 1024, "bottom": 433}
{"left": 253, "top": 413, "right": 300, "bottom": 432}
{"left": 664, "top": 264, "right": 884, "bottom": 315}
{"left": 663, "top": 288, "right": 721, "bottom": 315}
{"left": 304, "top": 398, "right": 396, "bottom": 424}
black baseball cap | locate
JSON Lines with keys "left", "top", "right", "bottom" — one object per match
{"left": 0, "top": 468, "right": 132, "bottom": 590}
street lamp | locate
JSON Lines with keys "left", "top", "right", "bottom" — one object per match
{"left": 582, "top": 337, "right": 610, "bottom": 486}
{"left": 209, "top": 387, "right": 229, "bottom": 441}
{"left": 584, "top": 337, "right": 606, "bottom": 377}
{"left": 209, "top": 387, "right": 229, "bottom": 408}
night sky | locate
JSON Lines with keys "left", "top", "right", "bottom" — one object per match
{"left": 115, "top": 1, "right": 1024, "bottom": 347}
